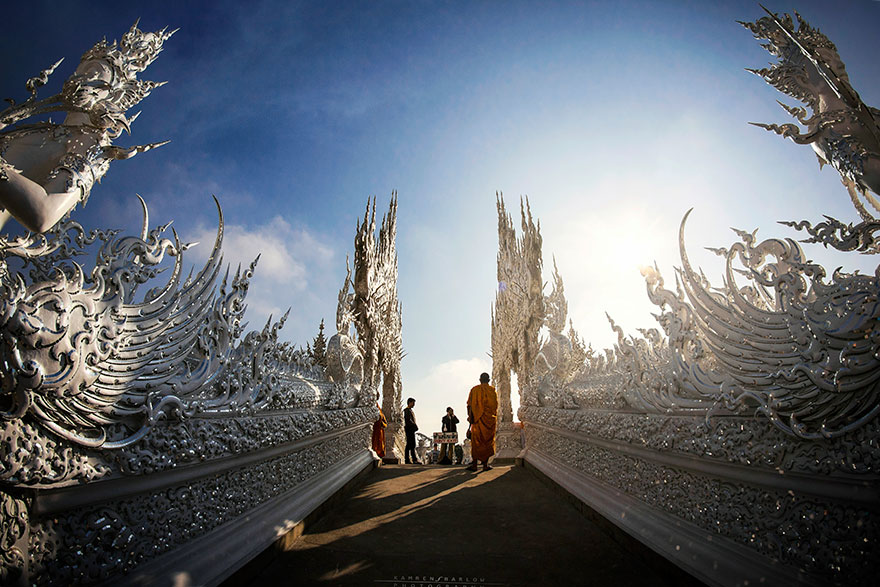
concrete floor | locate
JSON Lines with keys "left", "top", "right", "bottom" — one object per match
{"left": 226, "top": 463, "right": 703, "bottom": 587}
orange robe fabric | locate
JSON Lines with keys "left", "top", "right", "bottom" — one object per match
{"left": 467, "top": 383, "right": 498, "bottom": 462}
{"left": 371, "top": 407, "right": 387, "bottom": 458}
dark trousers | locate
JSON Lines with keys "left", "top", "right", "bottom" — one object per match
{"left": 405, "top": 429, "right": 417, "bottom": 463}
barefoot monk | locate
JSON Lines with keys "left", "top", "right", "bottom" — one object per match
{"left": 371, "top": 395, "right": 387, "bottom": 459}
{"left": 467, "top": 372, "right": 498, "bottom": 471}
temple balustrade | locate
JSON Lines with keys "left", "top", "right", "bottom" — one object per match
{"left": 518, "top": 402, "right": 877, "bottom": 586}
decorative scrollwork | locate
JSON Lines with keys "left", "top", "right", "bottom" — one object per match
{"left": 1, "top": 420, "right": 110, "bottom": 484}
{"left": 26, "top": 428, "right": 370, "bottom": 585}
{"left": 0, "top": 197, "right": 258, "bottom": 449}
{"left": 520, "top": 406, "right": 880, "bottom": 476}
{"left": 0, "top": 492, "right": 28, "bottom": 584}
{"left": 556, "top": 207, "right": 880, "bottom": 439}
{"left": 493, "top": 194, "right": 545, "bottom": 418}
{"left": 0, "top": 23, "right": 171, "bottom": 234}
{"left": 526, "top": 425, "right": 876, "bottom": 583}
{"left": 741, "top": 8, "right": 880, "bottom": 220}
{"left": 781, "top": 216, "right": 880, "bottom": 255}
{"left": 676, "top": 210, "right": 880, "bottom": 438}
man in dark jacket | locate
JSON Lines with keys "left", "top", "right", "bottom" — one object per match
{"left": 439, "top": 407, "right": 459, "bottom": 465}
{"left": 403, "top": 397, "right": 419, "bottom": 464}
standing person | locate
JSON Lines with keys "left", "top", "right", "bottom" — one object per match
{"left": 403, "top": 397, "right": 419, "bottom": 464}
{"left": 467, "top": 373, "right": 498, "bottom": 472}
{"left": 371, "top": 394, "right": 387, "bottom": 459}
{"left": 454, "top": 442, "right": 464, "bottom": 465}
{"left": 439, "top": 407, "right": 459, "bottom": 465}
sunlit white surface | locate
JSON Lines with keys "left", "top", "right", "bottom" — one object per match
{"left": 3, "top": 0, "right": 878, "bottom": 428}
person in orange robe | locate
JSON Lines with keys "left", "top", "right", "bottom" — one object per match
{"left": 467, "top": 372, "right": 498, "bottom": 471}
{"left": 371, "top": 400, "right": 387, "bottom": 459}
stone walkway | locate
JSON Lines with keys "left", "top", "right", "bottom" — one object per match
{"left": 226, "top": 463, "right": 702, "bottom": 587}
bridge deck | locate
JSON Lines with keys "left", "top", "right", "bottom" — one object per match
{"left": 226, "top": 463, "right": 702, "bottom": 586}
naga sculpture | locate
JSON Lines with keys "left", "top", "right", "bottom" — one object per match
{"left": 681, "top": 211, "right": 879, "bottom": 438}
{"left": 0, "top": 22, "right": 171, "bottom": 233}
{"left": 742, "top": 7, "right": 880, "bottom": 220}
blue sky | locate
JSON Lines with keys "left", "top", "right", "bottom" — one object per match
{"left": 3, "top": 1, "right": 879, "bottom": 430}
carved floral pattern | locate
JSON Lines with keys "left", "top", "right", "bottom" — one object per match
{"left": 525, "top": 426, "right": 877, "bottom": 581}
{"left": 1, "top": 493, "right": 28, "bottom": 585}
{"left": 520, "top": 406, "right": 880, "bottom": 476}
{"left": 741, "top": 9, "right": 880, "bottom": 218}
{"left": 1, "top": 420, "right": 111, "bottom": 485}
{"left": 1, "top": 398, "right": 374, "bottom": 487}
{"left": 0, "top": 25, "right": 403, "bottom": 587}
{"left": 492, "top": 195, "right": 545, "bottom": 422}
{"left": 27, "top": 428, "right": 370, "bottom": 585}
{"left": 113, "top": 407, "right": 375, "bottom": 476}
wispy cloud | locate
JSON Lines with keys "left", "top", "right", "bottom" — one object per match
{"left": 187, "top": 215, "right": 335, "bottom": 335}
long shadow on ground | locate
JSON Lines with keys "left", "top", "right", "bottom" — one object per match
{"left": 227, "top": 464, "right": 700, "bottom": 587}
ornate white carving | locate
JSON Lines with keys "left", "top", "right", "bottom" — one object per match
{"left": 0, "top": 198, "right": 258, "bottom": 449}
{"left": 328, "top": 195, "right": 403, "bottom": 457}
{"left": 492, "top": 196, "right": 585, "bottom": 415}
{"left": 492, "top": 194, "right": 545, "bottom": 421}
{"left": 530, "top": 260, "right": 585, "bottom": 410}
{"left": 562, "top": 207, "right": 880, "bottom": 439}
{"left": 325, "top": 259, "right": 365, "bottom": 387}
{"left": 525, "top": 424, "right": 874, "bottom": 584}
{"left": 520, "top": 406, "right": 880, "bottom": 476}
{"left": 27, "top": 428, "right": 371, "bottom": 585}
{"left": 677, "top": 211, "right": 879, "bottom": 438}
{"left": 0, "top": 24, "right": 392, "bottom": 586}
{"left": 0, "top": 23, "right": 172, "bottom": 233}
{"left": 742, "top": 8, "right": 880, "bottom": 220}
{"left": 514, "top": 11, "right": 879, "bottom": 586}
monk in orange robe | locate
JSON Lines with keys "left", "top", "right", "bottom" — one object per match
{"left": 467, "top": 372, "right": 498, "bottom": 471}
{"left": 372, "top": 403, "right": 387, "bottom": 459}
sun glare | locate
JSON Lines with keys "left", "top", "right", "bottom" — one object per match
{"left": 544, "top": 188, "right": 681, "bottom": 350}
